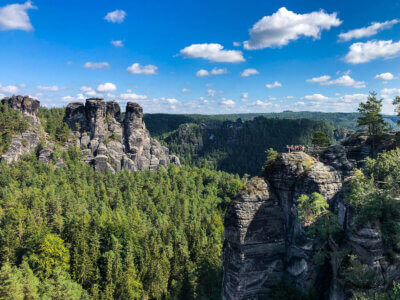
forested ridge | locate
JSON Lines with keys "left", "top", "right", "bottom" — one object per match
{"left": 144, "top": 111, "right": 399, "bottom": 136}
{"left": 158, "top": 117, "right": 333, "bottom": 176}
{"left": 0, "top": 149, "right": 243, "bottom": 299}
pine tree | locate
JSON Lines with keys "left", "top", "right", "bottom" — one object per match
{"left": 312, "top": 131, "right": 330, "bottom": 147}
{"left": 393, "top": 95, "right": 400, "bottom": 125}
{"left": 357, "top": 92, "right": 387, "bottom": 136}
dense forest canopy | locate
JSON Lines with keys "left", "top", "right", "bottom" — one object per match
{"left": 0, "top": 150, "right": 243, "bottom": 299}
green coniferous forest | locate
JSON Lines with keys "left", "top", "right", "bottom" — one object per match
{"left": 0, "top": 149, "right": 242, "bottom": 299}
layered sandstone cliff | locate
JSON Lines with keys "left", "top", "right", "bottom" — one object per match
{"left": 65, "top": 98, "right": 180, "bottom": 173}
{"left": 1, "top": 95, "right": 42, "bottom": 164}
{"left": 223, "top": 149, "right": 400, "bottom": 299}
{"left": 1, "top": 95, "right": 180, "bottom": 172}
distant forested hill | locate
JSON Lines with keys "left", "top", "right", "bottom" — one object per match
{"left": 144, "top": 111, "right": 399, "bottom": 136}
{"left": 156, "top": 117, "right": 333, "bottom": 176}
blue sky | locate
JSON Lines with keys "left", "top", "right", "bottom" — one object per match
{"left": 1, "top": 0, "right": 400, "bottom": 114}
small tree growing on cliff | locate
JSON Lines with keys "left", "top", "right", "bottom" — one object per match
{"left": 262, "top": 148, "right": 279, "bottom": 175}
{"left": 357, "top": 92, "right": 387, "bottom": 136}
{"left": 312, "top": 131, "right": 330, "bottom": 147}
{"left": 297, "top": 193, "right": 329, "bottom": 226}
{"left": 297, "top": 193, "right": 344, "bottom": 293}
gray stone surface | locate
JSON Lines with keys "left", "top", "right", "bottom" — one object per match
{"left": 223, "top": 153, "right": 343, "bottom": 299}
{"left": 0, "top": 96, "right": 42, "bottom": 164}
{"left": 223, "top": 150, "right": 400, "bottom": 299}
{"left": 1, "top": 96, "right": 180, "bottom": 173}
{"left": 66, "top": 98, "right": 180, "bottom": 172}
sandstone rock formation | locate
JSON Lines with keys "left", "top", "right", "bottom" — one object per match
{"left": 66, "top": 98, "right": 180, "bottom": 173}
{"left": 223, "top": 152, "right": 343, "bottom": 299}
{"left": 1, "top": 96, "right": 180, "bottom": 173}
{"left": 223, "top": 150, "right": 400, "bottom": 299}
{"left": 1, "top": 95, "right": 42, "bottom": 164}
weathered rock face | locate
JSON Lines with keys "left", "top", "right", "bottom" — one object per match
{"left": 223, "top": 150, "right": 400, "bottom": 299}
{"left": 65, "top": 102, "right": 87, "bottom": 131}
{"left": 85, "top": 98, "right": 107, "bottom": 140}
{"left": 0, "top": 96, "right": 42, "bottom": 164}
{"left": 1, "top": 96, "right": 180, "bottom": 173}
{"left": 342, "top": 132, "right": 400, "bottom": 166}
{"left": 223, "top": 152, "right": 343, "bottom": 299}
{"left": 223, "top": 177, "right": 285, "bottom": 299}
{"left": 1, "top": 95, "right": 40, "bottom": 117}
{"left": 66, "top": 98, "right": 180, "bottom": 173}
{"left": 320, "top": 144, "right": 354, "bottom": 177}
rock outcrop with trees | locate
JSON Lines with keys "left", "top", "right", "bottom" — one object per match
{"left": 0, "top": 95, "right": 180, "bottom": 172}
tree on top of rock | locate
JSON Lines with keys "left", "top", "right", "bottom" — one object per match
{"left": 357, "top": 92, "right": 387, "bottom": 137}
{"left": 312, "top": 131, "right": 330, "bottom": 147}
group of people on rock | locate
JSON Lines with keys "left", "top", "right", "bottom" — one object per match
{"left": 286, "top": 144, "right": 304, "bottom": 153}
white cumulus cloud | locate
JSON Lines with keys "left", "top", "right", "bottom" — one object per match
{"left": 84, "top": 62, "right": 110, "bottom": 70}
{"left": 381, "top": 88, "right": 400, "bottom": 98}
{"left": 375, "top": 72, "right": 395, "bottom": 81}
{"left": 166, "top": 98, "right": 179, "bottom": 104}
{"left": 254, "top": 100, "right": 273, "bottom": 107}
{"left": 182, "top": 88, "right": 192, "bottom": 93}
{"left": 345, "top": 40, "right": 400, "bottom": 64}
{"left": 308, "top": 75, "right": 365, "bottom": 88}
{"left": 338, "top": 19, "right": 399, "bottom": 41}
{"left": 196, "top": 68, "right": 227, "bottom": 77}
{"left": 180, "top": 43, "right": 245, "bottom": 63}
{"left": 0, "top": 1, "right": 36, "bottom": 31}
{"left": 62, "top": 96, "right": 74, "bottom": 102}
{"left": 104, "top": 9, "right": 126, "bottom": 24}
{"left": 111, "top": 40, "right": 123, "bottom": 47}
{"left": 96, "top": 83, "right": 117, "bottom": 93}
{"left": 220, "top": 98, "right": 235, "bottom": 106}
{"left": 196, "top": 69, "right": 209, "bottom": 77}
{"left": 306, "top": 75, "right": 331, "bottom": 83}
{"left": 0, "top": 84, "right": 19, "bottom": 94}
{"left": 127, "top": 63, "right": 158, "bottom": 75}
{"left": 80, "top": 86, "right": 97, "bottom": 97}
{"left": 37, "top": 85, "right": 59, "bottom": 91}
{"left": 119, "top": 93, "right": 148, "bottom": 101}
{"left": 266, "top": 81, "right": 282, "bottom": 89}
{"left": 211, "top": 68, "right": 227, "bottom": 75}
{"left": 207, "top": 89, "right": 216, "bottom": 97}
{"left": 244, "top": 7, "right": 341, "bottom": 49}
{"left": 297, "top": 93, "right": 370, "bottom": 112}
{"left": 302, "top": 94, "right": 331, "bottom": 101}
{"left": 62, "top": 94, "right": 85, "bottom": 102}
{"left": 241, "top": 68, "right": 259, "bottom": 77}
